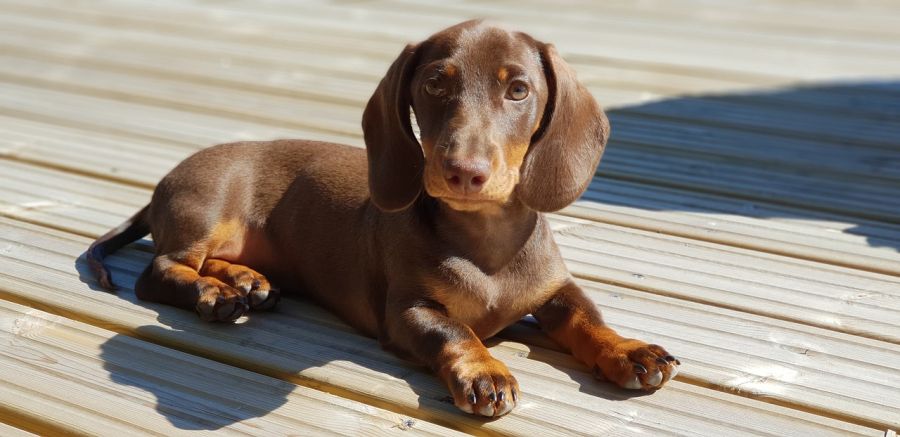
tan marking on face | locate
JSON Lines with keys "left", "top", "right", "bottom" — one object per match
{"left": 445, "top": 64, "right": 457, "bottom": 77}
{"left": 504, "top": 142, "right": 530, "bottom": 172}
{"left": 421, "top": 139, "right": 436, "bottom": 158}
{"left": 497, "top": 67, "right": 508, "bottom": 82}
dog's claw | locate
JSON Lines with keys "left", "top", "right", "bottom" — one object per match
{"left": 250, "top": 287, "right": 281, "bottom": 311}
{"left": 665, "top": 355, "right": 681, "bottom": 365}
{"left": 208, "top": 294, "right": 248, "bottom": 322}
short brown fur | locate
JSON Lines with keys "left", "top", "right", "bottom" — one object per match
{"left": 87, "top": 20, "right": 678, "bottom": 417}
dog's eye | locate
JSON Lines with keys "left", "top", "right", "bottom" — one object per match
{"left": 506, "top": 81, "right": 529, "bottom": 101}
{"left": 424, "top": 79, "right": 445, "bottom": 97}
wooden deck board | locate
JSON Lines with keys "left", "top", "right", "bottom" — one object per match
{"left": 1, "top": 0, "right": 899, "bottom": 434}
{"left": 2, "top": 44, "right": 899, "bottom": 239}
{"left": 5, "top": 145, "right": 900, "bottom": 344}
{"left": 0, "top": 218, "right": 886, "bottom": 435}
{"left": 2, "top": 171, "right": 900, "bottom": 429}
{"left": 1, "top": 15, "right": 898, "bottom": 222}
{"left": 0, "top": 300, "right": 463, "bottom": 436}
{"left": 0, "top": 422, "right": 36, "bottom": 437}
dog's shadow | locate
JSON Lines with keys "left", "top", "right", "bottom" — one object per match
{"left": 80, "top": 80, "right": 899, "bottom": 430}
{"left": 76, "top": 247, "right": 645, "bottom": 431}
{"left": 75, "top": 247, "right": 304, "bottom": 430}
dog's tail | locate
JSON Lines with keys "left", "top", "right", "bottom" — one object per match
{"left": 87, "top": 204, "right": 151, "bottom": 290}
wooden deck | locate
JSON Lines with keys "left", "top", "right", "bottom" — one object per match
{"left": 1, "top": 0, "right": 899, "bottom": 435}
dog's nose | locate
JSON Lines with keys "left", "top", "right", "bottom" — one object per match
{"left": 443, "top": 158, "right": 490, "bottom": 194}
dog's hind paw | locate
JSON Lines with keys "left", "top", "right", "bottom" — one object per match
{"left": 194, "top": 280, "right": 249, "bottom": 323}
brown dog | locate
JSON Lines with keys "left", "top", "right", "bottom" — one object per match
{"left": 88, "top": 20, "right": 678, "bottom": 417}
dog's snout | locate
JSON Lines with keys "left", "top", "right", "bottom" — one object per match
{"left": 443, "top": 158, "right": 490, "bottom": 194}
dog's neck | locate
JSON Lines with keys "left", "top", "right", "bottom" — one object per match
{"left": 423, "top": 196, "right": 538, "bottom": 274}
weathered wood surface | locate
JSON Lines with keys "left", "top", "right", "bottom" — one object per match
{"left": 0, "top": 299, "right": 464, "bottom": 436}
{"left": 1, "top": 0, "right": 899, "bottom": 435}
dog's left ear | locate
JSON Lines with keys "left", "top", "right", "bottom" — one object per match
{"left": 517, "top": 43, "right": 610, "bottom": 212}
{"left": 363, "top": 44, "right": 425, "bottom": 212}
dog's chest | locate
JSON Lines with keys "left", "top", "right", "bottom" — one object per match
{"left": 430, "top": 255, "right": 565, "bottom": 339}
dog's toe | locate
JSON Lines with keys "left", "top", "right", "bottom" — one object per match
{"left": 195, "top": 281, "right": 249, "bottom": 323}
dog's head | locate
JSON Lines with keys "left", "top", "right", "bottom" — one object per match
{"left": 363, "top": 20, "right": 609, "bottom": 213}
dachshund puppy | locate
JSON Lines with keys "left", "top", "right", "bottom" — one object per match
{"left": 88, "top": 20, "right": 679, "bottom": 417}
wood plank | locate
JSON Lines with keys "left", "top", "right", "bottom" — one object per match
{"left": 4, "top": 150, "right": 897, "bottom": 282}
{"left": 10, "top": 0, "right": 900, "bottom": 125}
{"left": 7, "top": 7, "right": 897, "bottom": 136}
{"left": 3, "top": 50, "right": 899, "bottom": 224}
{"left": 599, "top": 145, "right": 900, "bottom": 223}
{"left": 0, "top": 10, "right": 890, "bottom": 254}
{"left": 550, "top": 215, "right": 900, "bottom": 342}
{"left": 0, "top": 159, "right": 151, "bottom": 235}
{"left": 1, "top": 17, "right": 897, "bottom": 223}
{"left": 9, "top": 0, "right": 900, "bottom": 110}
{"left": 607, "top": 114, "right": 900, "bottom": 181}
{"left": 353, "top": 0, "right": 900, "bottom": 79}
{"left": 4, "top": 132, "right": 900, "bottom": 340}
{"left": 0, "top": 83, "right": 341, "bottom": 156}
{"left": 55, "top": 0, "right": 899, "bottom": 81}
{"left": 121, "top": 2, "right": 900, "bottom": 81}
{"left": 0, "top": 422, "right": 36, "bottom": 437}
{"left": 9, "top": 0, "right": 900, "bottom": 113}
{"left": 5, "top": 39, "right": 899, "bottom": 183}
{"left": 615, "top": 96, "right": 900, "bottom": 151}
{"left": 481, "top": 0, "right": 900, "bottom": 40}
{"left": 0, "top": 12, "right": 648, "bottom": 108}
{"left": 0, "top": 166, "right": 900, "bottom": 426}
{"left": 0, "top": 217, "right": 885, "bottom": 435}
{"left": 0, "top": 55, "right": 361, "bottom": 138}
{"left": 0, "top": 300, "right": 463, "bottom": 436}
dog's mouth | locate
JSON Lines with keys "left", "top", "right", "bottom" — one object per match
{"left": 439, "top": 196, "right": 499, "bottom": 212}
{"left": 434, "top": 192, "right": 515, "bottom": 212}
{"left": 440, "top": 195, "right": 497, "bottom": 204}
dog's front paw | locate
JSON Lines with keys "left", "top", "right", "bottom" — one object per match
{"left": 593, "top": 338, "right": 680, "bottom": 391}
{"left": 443, "top": 355, "right": 519, "bottom": 417}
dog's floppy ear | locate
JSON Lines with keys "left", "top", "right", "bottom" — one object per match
{"left": 517, "top": 43, "right": 610, "bottom": 212}
{"left": 363, "top": 44, "right": 425, "bottom": 212}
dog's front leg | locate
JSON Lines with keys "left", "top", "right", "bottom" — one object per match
{"left": 386, "top": 301, "right": 519, "bottom": 417}
{"left": 533, "top": 281, "right": 680, "bottom": 390}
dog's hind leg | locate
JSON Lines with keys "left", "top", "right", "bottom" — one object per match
{"left": 135, "top": 253, "right": 249, "bottom": 322}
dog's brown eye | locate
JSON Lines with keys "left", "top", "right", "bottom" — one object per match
{"left": 506, "top": 81, "right": 529, "bottom": 101}
{"left": 424, "top": 79, "right": 445, "bottom": 97}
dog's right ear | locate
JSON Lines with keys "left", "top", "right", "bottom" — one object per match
{"left": 363, "top": 44, "right": 425, "bottom": 212}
